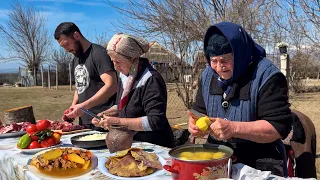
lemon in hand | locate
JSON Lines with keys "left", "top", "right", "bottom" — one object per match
{"left": 196, "top": 116, "right": 210, "bottom": 132}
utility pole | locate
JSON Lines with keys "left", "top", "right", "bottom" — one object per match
{"left": 279, "top": 43, "right": 290, "bottom": 85}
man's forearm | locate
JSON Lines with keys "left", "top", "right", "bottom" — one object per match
{"left": 81, "top": 84, "right": 117, "bottom": 109}
{"left": 232, "top": 120, "right": 282, "bottom": 143}
{"left": 71, "top": 90, "right": 79, "bottom": 106}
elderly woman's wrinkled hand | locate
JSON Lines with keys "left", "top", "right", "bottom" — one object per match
{"left": 91, "top": 115, "right": 121, "bottom": 130}
{"left": 209, "top": 118, "right": 235, "bottom": 141}
{"left": 187, "top": 111, "right": 210, "bottom": 137}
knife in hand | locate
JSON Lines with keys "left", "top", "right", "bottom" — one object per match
{"left": 188, "top": 109, "right": 206, "bottom": 119}
{"left": 79, "top": 108, "right": 102, "bottom": 122}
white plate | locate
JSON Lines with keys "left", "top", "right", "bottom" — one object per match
{"left": 27, "top": 147, "right": 98, "bottom": 180}
{"left": 0, "top": 131, "right": 26, "bottom": 138}
{"left": 17, "top": 141, "right": 63, "bottom": 154}
{"left": 98, "top": 155, "right": 166, "bottom": 179}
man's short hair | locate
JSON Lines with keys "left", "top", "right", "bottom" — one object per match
{"left": 54, "top": 22, "right": 83, "bottom": 40}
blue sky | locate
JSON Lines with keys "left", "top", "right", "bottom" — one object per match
{"left": 0, "top": 0, "right": 124, "bottom": 71}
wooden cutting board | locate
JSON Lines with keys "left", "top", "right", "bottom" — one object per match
{"left": 53, "top": 129, "right": 92, "bottom": 135}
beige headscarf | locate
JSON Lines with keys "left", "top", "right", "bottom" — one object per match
{"left": 107, "top": 33, "right": 149, "bottom": 58}
{"left": 107, "top": 33, "right": 150, "bottom": 110}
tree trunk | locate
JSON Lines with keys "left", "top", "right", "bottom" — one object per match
{"left": 33, "top": 66, "right": 38, "bottom": 86}
{"left": 41, "top": 65, "right": 44, "bottom": 88}
{"left": 2, "top": 105, "right": 36, "bottom": 125}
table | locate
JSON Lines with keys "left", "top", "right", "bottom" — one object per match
{"left": 0, "top": 131, "right": 172, "bottom": 180}
{"left": 0, "top": 131, "right": 315, "bottom": 180}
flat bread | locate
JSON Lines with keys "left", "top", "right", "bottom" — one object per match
{"left": 131, "top": 150, "right": 162, "bottom": 169}
{"left": 105, "top": 148, "right": 161, "bottom": 177}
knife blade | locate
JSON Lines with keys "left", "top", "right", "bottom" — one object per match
{"left": 79, "top": 108, "right": 102, "bottom": 121}
{"left": 188, "top": 109, "right": 206, "bottom": 119}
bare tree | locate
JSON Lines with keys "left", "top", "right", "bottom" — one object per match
{"left": 0, "top": 1, "right": 51, "bottom": 85}
{"left": 51, "top": 48, "right": 73, "bottom": 85}
{"left": 93, "top": 30, "right": 109, "bottom": 48}
{"left": 104, "top": 0, "right": 276, "bottom": 108}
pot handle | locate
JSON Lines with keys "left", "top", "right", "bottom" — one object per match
{"left": 228, "top": 158, "right": 232, "bottom": 178}
{"left": 163, "top": 163, "right": 180, "bottom": 180}
{"left": 163, "top": 165, "right": 179, "bottom": 174}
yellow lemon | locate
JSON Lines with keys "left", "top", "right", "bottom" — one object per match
{"left": 196, "top": 116, "right": 210, "bottom": 131}
{"left": 200, "top": 116, "right": 211, "bottom": 125}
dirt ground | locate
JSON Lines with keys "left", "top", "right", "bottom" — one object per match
{"left": 0, "top": 85, "right": 319, "bottom": 177}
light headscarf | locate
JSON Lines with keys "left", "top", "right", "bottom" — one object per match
{"left": 107, "top": 33, "right": 150, "bottom": 110}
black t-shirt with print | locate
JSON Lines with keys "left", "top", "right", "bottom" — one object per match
{"left": 72, "top": 43, "right": 116, "bottom": 126}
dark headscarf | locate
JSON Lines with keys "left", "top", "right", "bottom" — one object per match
{"left": 203, "top": 22, "right": 266, "bottom": 82}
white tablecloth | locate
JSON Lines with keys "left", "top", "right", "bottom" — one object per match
{"left": 0, "top": 131, "right": 172, "bottom": 180}
{"left": 0, "top": 131, "right": 315, "bottom": 180}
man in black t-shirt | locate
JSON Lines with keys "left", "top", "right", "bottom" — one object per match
{"left": 54, "top": 22, "right": 117, "bottom": 129}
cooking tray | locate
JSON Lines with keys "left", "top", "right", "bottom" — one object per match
{"left": 71, "top": 133, "right": 107, "bottom": 149}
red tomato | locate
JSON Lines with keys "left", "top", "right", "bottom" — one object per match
{"left": 28, "top": 132, "right": 39, "bottom": 141}
{"left": 36, "top": 120, "right": 51, "bottom": 131}
{"left": 40, "top": 140, "right": 50, "bottom": 148}
{"left": 29, "top": 141, "right": 41, "bottom": 149}
{"left": 26, "top": 124, "right": 37, "bottom": 134}
{"left": 46, "top": 137, "right": 57, "bottom": 146}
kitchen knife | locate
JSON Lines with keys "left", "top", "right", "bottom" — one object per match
{"left": 188, "top": 109, "right": 206, "bottom": 119}
{"left": 79, "top": 108, "right": 102, "bottom": 121}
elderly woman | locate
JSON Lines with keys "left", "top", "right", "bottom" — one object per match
{"left": 92, "top": 33, "right": 174, "bottom": 148}
{"left": 188, "top": 22, "right": 292, "bottom": 176}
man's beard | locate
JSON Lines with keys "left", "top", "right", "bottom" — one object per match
{"left": 73, "top": 40, "right": 84, "bottom": 57}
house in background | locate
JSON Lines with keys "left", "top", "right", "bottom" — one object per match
{"left": 143, "top": 41, "right": 184, "bottom": 82}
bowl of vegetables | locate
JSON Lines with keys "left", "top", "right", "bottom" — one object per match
{"left": 16, "top": 120, "right": 62, "bottom": 154}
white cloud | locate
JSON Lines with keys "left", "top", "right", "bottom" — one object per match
{"left": 0, "top": 9, "right": 10, "bottom": 19}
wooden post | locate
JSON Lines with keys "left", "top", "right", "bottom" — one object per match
{"left": 69, "top": 63, "right": 72, "bottom": 91}
{"left": 41, "top": 65, "right": 44, "bottom": 88}
{"left": 56, "top": 64, "right": 58, "bottom": 90}
{"left": 33, "top": 66, "right": 36, "bottom": 86}
{"left": 19, "top": 66, "right": 22, "bottom": 85}
{"left": 48, "top": 65, "right": 51, "bottom": 89}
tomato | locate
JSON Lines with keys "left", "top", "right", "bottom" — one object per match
{"left": 46, "top": 137, "right": 57, "bottom": 146}
{"left": 26, "top": 124, "right": 38, "bottom": 133}
{"left": 40, "top": 140, "right": 50, "bottom": 148}
{"left": 28, "top": 132, "right": 39, "bottom": 141}
{"left": 52, "top": 132, "right": 61, "bottom": 143}
{"left": 36, "top": 120, "right": 51, "bottom": 131}
{"left": 41, "top": 137, "right": 56, "bottom": 148}
{"left": 29, "top": 141, "right": 41, "bottom": 149}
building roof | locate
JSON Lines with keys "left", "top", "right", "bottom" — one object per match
{"left": 143, "top": 41, "right": 180, "bottom": 63}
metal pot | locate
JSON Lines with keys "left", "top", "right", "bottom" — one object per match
{"left": 163, "top": 144, "right": 233, "bottom": 180}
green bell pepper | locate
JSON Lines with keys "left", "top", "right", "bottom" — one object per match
{"left": 17, "top": 133, "right": 31, "bottom": 149}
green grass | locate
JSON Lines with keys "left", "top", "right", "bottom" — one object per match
{"left": 0, "top": 86, "right": 73, "bottom": 121}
